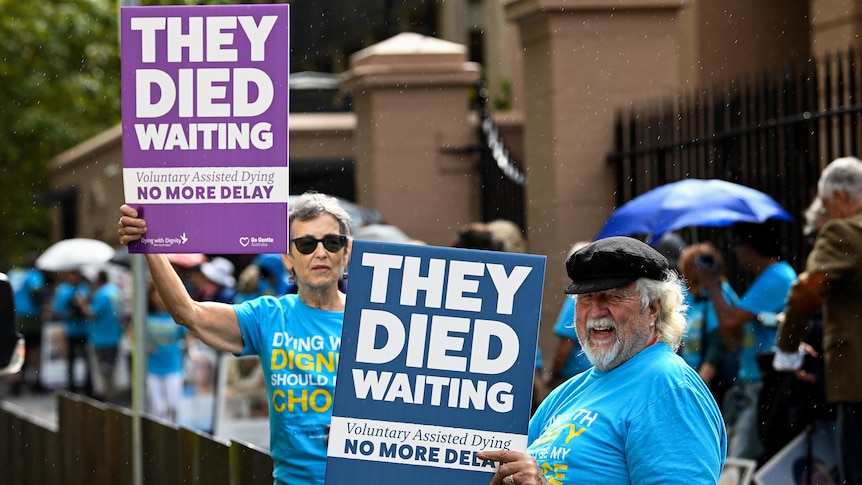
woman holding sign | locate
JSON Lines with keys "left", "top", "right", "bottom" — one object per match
{"left": 118, "top": 191, "right": 351, "bottom": 485}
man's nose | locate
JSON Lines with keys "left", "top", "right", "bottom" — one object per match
{"left": 589, "top": 305, "right": 610, "bottom": 319}
{"left": 585, "top": 299, "right": 611, "bottom": 318}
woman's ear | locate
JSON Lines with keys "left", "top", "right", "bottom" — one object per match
{"left": 281, "top": 253, "right": 293, "bottom": 274}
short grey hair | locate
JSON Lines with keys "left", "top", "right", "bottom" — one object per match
{"left": 289, "top": 192, "right": 352, "bottom": 237}
{"left": 634, "top": 270, "right": 687, "bottom": 351}
{"left": 818, "top": 156, "right": 862, "bottom": 203}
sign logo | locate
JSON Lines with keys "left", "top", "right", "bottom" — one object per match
{"left": 238, "top": 235, "right": 276, "bottom": 248}
{"left": 140, "top": 232, "right": 188, "bottom": 248}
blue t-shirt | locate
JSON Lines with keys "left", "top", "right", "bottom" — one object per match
{"left": 527, "top": 344, "right": 726, "bottom": 484}
{"left": 255, "top": 253, "right": 291, "bottom": 297}
{"left": 52, "top": 281, "right": 90, "bottom": 338}
{"left": 146, "top": 311, "right": 187, "bottom": 376}
{"left": 234, "top": 294, "right": 342, "bottom": 485}
{"left": 8, "top": 267, "right": 44, "bottom": 319}
{"left": 736, "top": 261, "right": 796, "bottom": 382}
{"left": 88, "top": 282, "right": 124, "bottom": 349}
{"left": 551, "top": 296, "right": 592, "bottom": 378}
{"left": 680, "top": 281, "right": 739, "bottom": 369}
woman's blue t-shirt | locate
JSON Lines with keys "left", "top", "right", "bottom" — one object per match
{"left": 234, "top": 294, "right": 343, "bottom": 485}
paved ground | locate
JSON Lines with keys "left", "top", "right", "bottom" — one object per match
{"left": 0, "top": 379, "right": 132, "bottom": 424}
{"left": 0, "top": 382, "right": 59, "bottom": 424}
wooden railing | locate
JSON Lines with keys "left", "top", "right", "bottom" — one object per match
{"left": 0, "top": 392, "right": 272, "bottom": 485}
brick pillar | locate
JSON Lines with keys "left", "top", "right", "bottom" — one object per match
{"left": 341, "top": 33, "right": 481, "bottom": 245}
{"left": 505, "top": 0, "right": 685, "bottom": 358}
{"left": 809, "top": 0, "right": 862, "bottom": 57}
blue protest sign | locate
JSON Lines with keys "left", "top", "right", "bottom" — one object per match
{"left": 326, "top": 240, "right": 545, "bottom": 483}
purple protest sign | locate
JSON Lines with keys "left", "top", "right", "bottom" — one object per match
{"left": 121, "top": 4, "right": 289, "bottom": 254}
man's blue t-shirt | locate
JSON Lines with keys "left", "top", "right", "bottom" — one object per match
{"left": 234, "top": 294, "right": 342, "bottom": 485}
{"left": 88, "top": 282, "right": 124, "bottom": 349}
{"left": 551, "top": 296, "right": 592, "bottom": 379}
{"left": 736, "top": 261, "right": 796, "bottom": 382}
{"left": 527, "top": 344, "right": 726, "bottom": 484}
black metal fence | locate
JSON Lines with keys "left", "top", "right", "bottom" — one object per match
{"left": 0, "top": 392, "right": 272, "bottom": 485}
{"left": 476, "top": 82, "right": 527, "bottom": 232}
{"left": 608, "top": 47, "right": 862, "bottom": 275}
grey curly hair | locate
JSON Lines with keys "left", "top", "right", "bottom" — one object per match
{"left": 634, "top": 270, "right": 688, "bottom": 351}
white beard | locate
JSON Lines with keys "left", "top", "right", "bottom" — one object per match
{"left": 578, "top": 316, "right": 622, "bottom": 370}
{"left": 578, "top": 315, "right": 652, "bottom": 371}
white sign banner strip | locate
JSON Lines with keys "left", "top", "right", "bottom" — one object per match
{"left": 328, "top": 416, "right": 527, "bottom": 472}
{"left": 123, "top": 166, "right": 289, "bottom": 204}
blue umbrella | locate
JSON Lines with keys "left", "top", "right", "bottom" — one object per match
{"left": 596, "top": 179, "right": 792, "bottom": 243}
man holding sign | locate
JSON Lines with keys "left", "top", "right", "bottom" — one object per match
{"left": 479, "top": 237, "right": 726, "bottom": 484}
{"left": 118, "top": 192, "right": 351, "bottom": 485}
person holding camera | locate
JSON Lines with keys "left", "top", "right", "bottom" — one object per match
{"left": 678, "top": 243, "right": 740, "bottom": 408}
{"left": 696, "top": 222, "right": 796, "bottom": 463}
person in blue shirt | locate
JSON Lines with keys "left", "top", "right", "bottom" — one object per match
{"left": 80, "top": 269, "right": 124, "bottom": 402}
{"left": 7, "top": 261, "right": 46, "bottom": 394}
{"left": 189, "top": 257, "right": 238, "bottom": 304}
{"left": 698, "top": 221, "right": 796, "bottom": 462}
{"left": 118, "top": 191, "right": 352, "bottom": 485}
{"left": 543, "top": 242, "right": 593, "bottom": 392}
{"left": 543, "top": 295, "right": 593, "bottom": 391}
{"left": 232, "top": 253, "right": 291, "bottom": 304}
{"left": 678, "top": 242, "right": 741, "bottom": 406}
{"left": 51, "top": 269, "right": 92, "bottom": 395}
{"left": 144, "top": 281, "right": 188, "bottom": 423}
{"left": 479, "top": 236, "right": 726, "bottom": 485}
{"left": 255, "top": 253, "right": 291, "bottom": 297}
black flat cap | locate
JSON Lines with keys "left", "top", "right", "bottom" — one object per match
{"left": 564, "top": 236, "right": 669, "bottom": 294}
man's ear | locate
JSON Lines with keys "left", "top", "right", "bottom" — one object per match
{"left": 648, "top": 298, "right": 661, "bottom": 321}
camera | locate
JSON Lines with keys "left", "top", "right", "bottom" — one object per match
{"left": 697, "top": 254, "right": 715, "bottom": 267}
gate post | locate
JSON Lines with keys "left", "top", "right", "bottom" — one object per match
{"left": 341, "top": 33, "right": 481, "bottom": 246}
{"left": 505, "top": 0, "right": 686, "bottom": 354}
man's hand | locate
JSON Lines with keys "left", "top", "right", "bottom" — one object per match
{"left": 794, "top": 343, "right": 820, "bottom": 384}
{"left": 786, "top": 272, "right": 828, "bottom": 315}
{"left": 773, "top": 342, "right": 819, "bottom": 384}
{"left": 477, "top": 450, "right": 549, "bottom": 485}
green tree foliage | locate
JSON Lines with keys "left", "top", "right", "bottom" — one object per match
{"left": 0, "top": 0, "right": 121, "bottom": 269}
{"left": 0, "top": 0, "right": 253, "bottom": 269}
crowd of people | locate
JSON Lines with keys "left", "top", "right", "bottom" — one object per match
{"left": 4, "top": 155, "right": 862, "bottom": 484}
{"left": 0, "top": 246, "right": 288, "bottom": 421}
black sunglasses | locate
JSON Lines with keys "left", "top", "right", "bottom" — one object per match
{"left": 291, "top": 235, "right": 348, "bottom": 255}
